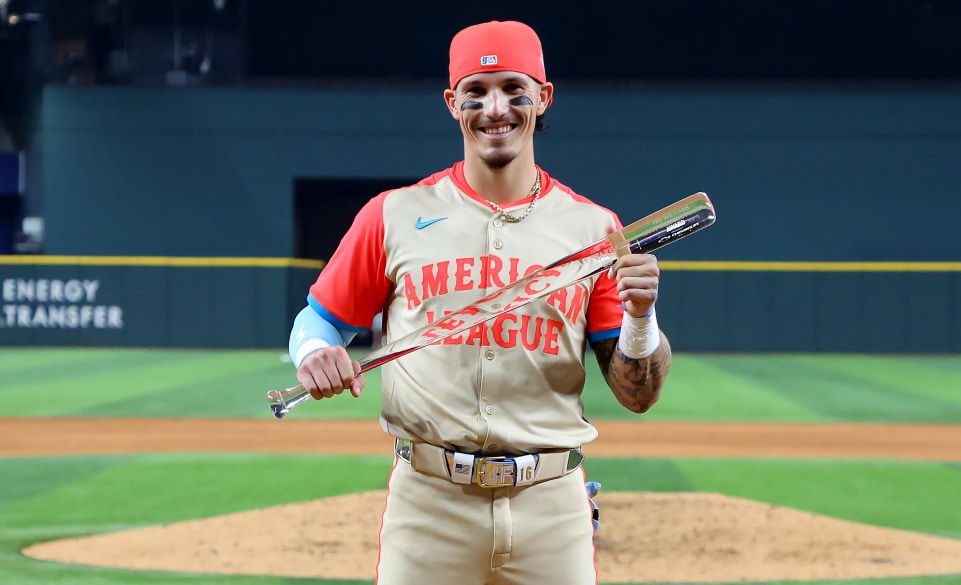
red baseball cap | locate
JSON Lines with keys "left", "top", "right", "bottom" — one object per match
{"left": 448, "top": 21, "right": 547, "bottom": 90}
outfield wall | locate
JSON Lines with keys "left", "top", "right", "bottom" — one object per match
{"left": 38, "top": 86, "right": 961, "bottom": 262}
{"left": 0, "top": 256, "right": 320, "bottom": 348}
{"left": 2, "top": 258, "right": 958, "bottom": 352}
{"left": 661, "top": 262, "right": 961, "bottom": 353}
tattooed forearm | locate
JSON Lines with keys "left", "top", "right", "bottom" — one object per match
{"left": 593, "top": 332, "right": 673, "bottom": 413}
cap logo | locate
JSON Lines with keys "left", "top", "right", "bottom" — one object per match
{"left": 480, "top": 55, "right": 498, "bottom": 66}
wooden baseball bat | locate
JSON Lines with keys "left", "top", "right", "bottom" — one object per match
{"left": 267, "top": 192, "right": 716, "bottom": 418}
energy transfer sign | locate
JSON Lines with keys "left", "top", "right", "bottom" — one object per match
{"left": 0, "top": 278, "right": 124, "bottom": 329}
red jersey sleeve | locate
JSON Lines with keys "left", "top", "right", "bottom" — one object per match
{"left": 307, "top": 192, "right": 392, "bottom": 330}
{"left": 586, "top": 213, "right": 625, "bottom": 343}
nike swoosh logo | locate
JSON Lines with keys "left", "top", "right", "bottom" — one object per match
{"left": 415, "top": 216, "right": 448, "bottom": 230}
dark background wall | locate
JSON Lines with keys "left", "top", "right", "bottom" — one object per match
{"left": 32, "top": 0, "right": 961, "bottom": 86}
{"left": 241, "top": 0, "right": 961, "bottom": 82}
{"left": 39, "top": 85, "right": 961, "bottom": 263}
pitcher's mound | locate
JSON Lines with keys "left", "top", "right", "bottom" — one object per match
{"left": 23, "top": 491, "right": 961, "bottom": 583}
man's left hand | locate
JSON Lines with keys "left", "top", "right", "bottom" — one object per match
{"left": 609, "top": 253, "right": 659, "bottom": 318}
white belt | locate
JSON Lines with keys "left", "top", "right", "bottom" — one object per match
{"left": 394, "top": 438, "right": 584, "bottom": 488}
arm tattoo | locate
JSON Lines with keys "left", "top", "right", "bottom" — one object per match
{"left": 592, "top": 332, "right": 673, "bottom": 413}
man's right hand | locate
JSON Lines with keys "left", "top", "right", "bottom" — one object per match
{"left": 296, "top": 346, "right": 365, "bottom": 400}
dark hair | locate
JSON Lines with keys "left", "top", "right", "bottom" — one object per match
{"left": 535, "top": 114, "right": 548, "bottom": 134}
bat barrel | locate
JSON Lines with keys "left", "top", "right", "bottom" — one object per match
{"left": 612, "top": 192, "right": 715, "bottom": 258}
{"left": 630, "top": 208, "right": 716, "bottom": 255}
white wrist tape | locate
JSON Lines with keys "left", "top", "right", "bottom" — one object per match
{"left": 289, "top": 305, "right": 346, "bottom": 368}
{"left": 618, "top": 308, "right": 661, "bottom": 359}
{"left": 293, "top": 338, "right": 331, "bottom": 369}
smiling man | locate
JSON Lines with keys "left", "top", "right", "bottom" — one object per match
{"left": 287, "top": 20, "right": 673, "bottom": 584}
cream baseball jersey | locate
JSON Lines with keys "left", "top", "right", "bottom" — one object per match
{"left": 309, "top": 162, "right": 625, "bottom": 454}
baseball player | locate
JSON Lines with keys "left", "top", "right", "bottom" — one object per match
{"left": 288, "top": 20, "right": 673, "bottom": 585}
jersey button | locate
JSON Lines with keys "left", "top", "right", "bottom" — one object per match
{"left": 491, "top": 303, "right": 501, "bottom": 310}
{"left": 493, "top": 240, "right": 503, "bottom": 250}
{"left": 485, "top": 350, "right": 495, "bottom": 360}
{"left": 485, "top": 405, "right": 495, "bottom": 415}
{"left": 493, "top": 219, "right": 504, "bottom": 228}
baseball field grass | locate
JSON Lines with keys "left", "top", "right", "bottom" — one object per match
{"left": 1, "top": 348, "right": 960, "bottom": 584}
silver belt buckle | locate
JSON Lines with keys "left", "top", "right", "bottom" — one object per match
{"left": 475, "top": 457, "right": 515, "bottom": 488}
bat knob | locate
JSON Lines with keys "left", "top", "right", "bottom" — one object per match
{"left": 266, "top": 390, "right": 289, "bottom": 419}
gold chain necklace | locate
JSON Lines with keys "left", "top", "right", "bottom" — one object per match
{"left": 485, "top": 169, "right": 542, "bottom": 224}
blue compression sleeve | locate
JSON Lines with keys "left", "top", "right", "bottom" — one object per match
{"left": 288, "top": 305, "right": 358, "bottom": 368}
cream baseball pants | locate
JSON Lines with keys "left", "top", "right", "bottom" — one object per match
{"left": 375, "top": 457, "right": 598, "bottom": 585}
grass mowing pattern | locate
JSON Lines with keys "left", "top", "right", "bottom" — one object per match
{"left": 1, "top": 454, "right": 392, "bottom": 531}
{"left": 583, "top": 458, "right": 695, "bottom": 492}
{"left": 601, "top": 354, "right": 829, "bottom": 422}
{"left": 791, "top": 355, "right": 961, "bottom": 404}
{"left": 0, "top": 348, "right": 384, "bottom": 419}
{"left": 676, "top": 458, "right": 961, "bottom": 539}
{"left": 0, "top": 456, "right": 134, "bottom": 508}
{"left": 688, "top": 355, "right": 961, "bottom": 423}
{"left": 1, "top": 350, "right": 960, "bottom": 585}
{"left": 2, "top": 349, "right": 959, "bottom": 423}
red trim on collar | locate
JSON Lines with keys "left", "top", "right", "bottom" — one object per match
{"left": 449, "top": 161, "right": 553, "bottom": 209}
